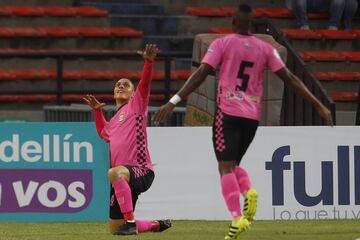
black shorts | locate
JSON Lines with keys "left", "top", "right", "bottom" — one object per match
{"left": 110, "top": 166, "right": 155, "bottom": 219}
{"left": 212, "top": 109, "right": 259, "bottom": 163}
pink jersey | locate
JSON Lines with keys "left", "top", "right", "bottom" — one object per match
{"left": 202, "top": 34, "right": 285, "bottom": 120}
{"left": 94, "top": 61, "right": 154, "bottom": 171}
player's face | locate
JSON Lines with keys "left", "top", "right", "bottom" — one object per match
{"left": 114, "top": 78, "right": 134, "bottom": 102}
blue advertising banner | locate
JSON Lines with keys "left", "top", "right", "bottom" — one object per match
{"left": 0, "top": 123, "right": 109, "bottom": 222}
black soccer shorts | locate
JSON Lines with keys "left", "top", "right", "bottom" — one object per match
{"left": 212, "top": 108, "right": 259, "bottom": 164}
{"left": 109, "top": 166, "right": 154, "bottom": 219}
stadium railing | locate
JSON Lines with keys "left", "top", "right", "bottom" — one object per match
{"left": 253, "top": 19, "right": 336, "bottom": 125}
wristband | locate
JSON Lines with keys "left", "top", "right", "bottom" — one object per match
{"left": 169, "top": 94, "right": 181, "bottom": 105}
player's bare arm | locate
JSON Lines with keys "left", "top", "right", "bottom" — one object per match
{"left": 276, "top": 67, "right": 334, "bottom": 126}
{"left": 152, "top": 63, "right": 213, "bottom": 124}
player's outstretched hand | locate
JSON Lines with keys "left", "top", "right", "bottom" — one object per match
{"left": 137, "top": 44, "right": 159, "bottom": 62}
{"left": 317, "top": 105, "right": 334, "bottom": 126}
{"left": 83, "top": 94, "right": 106, "bottom": 110}
{"left": 152, "top": 102, "right": 175, "bottom": 125}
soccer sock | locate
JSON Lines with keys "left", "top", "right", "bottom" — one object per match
{"left": 235, "top": 166, "right": 251, "bottom": 196}
{"left": 136, "top": 220, "right": 160, "bottom": 233}
{"left": 112, "top": 179, "right": 134, "bottom": 221}
{"left": 221, "top": 173, "right": 242, "bottom": 218}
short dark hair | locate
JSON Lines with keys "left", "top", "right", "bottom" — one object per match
{"left": 238, "top": 4, "right": 252, "bottom": 13}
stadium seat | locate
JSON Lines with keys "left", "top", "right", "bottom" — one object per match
{"left": 3, "top": 6, "right": 45, "bottom": 16}
{"left": 185, "top": 7, "right": 331, "bottom": 19}
{"left": 0, "top": 94, "right": 167, "bottom": 102}
{"left": 77, "top": 27, "right": 111, "bottom": 37}
{"left": 73, "top": 6, "right": 108, "bottom": 17}
{"left": 110, "top": 28, "right": 144, "bottom": 37}
{"left": 343, "top": 52, "right": 360, "bottom": 61}
{"left": 0, "top": 69, "right": 190, "bottom": 81}
{"left": 299, "top": 51, "right": 347, "bottom": 61}
{"left": 256, "top": 8, "right": 294, "bottom": 18}
{"left": 315, "top": 72, "right": 360, "bottom": 81}
{"left": 0, "top": 27, "right": 143, "bottom": 38}
{"left": 281, "top": 29, "right": 322, "bottom": 39}
{"left": 314, "top": 30, "right": 357, "bottom": 40}
{"left": 0, "top": 6, "right": 108, "bottom": 17}
{"left": 11, "top": 28, "right": 47, "bottom": 37}
{"left": 45, "top": 27, "right": 79, "bottom": 37}
{"left": 0, "top": 28, "right": 15, "bottom": 37}
{"left": 329, "top": 91, "right": 358, "bottom": 101}
{"left": 208, "top": 27, "right": 233, "bottom": 34}
{"left": 42, "top": 6, "right": 77, "bottom": 17}
{"left": 185, "top": 7, "right": 234, "bottom": 17}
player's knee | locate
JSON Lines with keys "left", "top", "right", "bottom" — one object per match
{"left": 107, "top": 168, "right": 129, "bottom": 183}
{"left": 218, "top": 162, "right": 236, "bottom": 176}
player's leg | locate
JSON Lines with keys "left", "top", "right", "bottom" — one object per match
{"left": 213, "top": 109, "right": 249, "bottom": 239}
{"left": 108, "top": 165, "right": 137, "bottom": 235}
{"left": 128, "top": 166, "right": 172, "bottom": 233}
{"left": 234, "top": 117, "right": 259, "bottom": 222}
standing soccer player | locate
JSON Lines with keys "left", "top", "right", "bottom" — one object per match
{"left": 153, "top": 4, "right": 333, "bottom": 239}
{"left": 84, "top": 44, "right": 171, "bottom": 235}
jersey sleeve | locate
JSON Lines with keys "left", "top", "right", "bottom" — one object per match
{"left": 266, "top": 45, "right": 285, "bottom": 72}
{"left": 130, "top": 60, "right": 153, "bottom": 114}
{"left": 93, "top": 109, "right": 110, "bottom": 142}
{"left": 201, "top": 38, "right": 223, "bottom": 69}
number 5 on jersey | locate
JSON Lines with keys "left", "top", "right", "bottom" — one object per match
{"left": 235, "top": 61, "right": 254, "bottom": 92}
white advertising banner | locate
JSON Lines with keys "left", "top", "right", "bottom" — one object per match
{"left": 136, "top": 127, "right": 360, "bottom": 221}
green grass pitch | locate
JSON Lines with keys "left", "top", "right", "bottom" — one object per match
{"left": 0, "top": 220, "right": 359, "bottom": 240}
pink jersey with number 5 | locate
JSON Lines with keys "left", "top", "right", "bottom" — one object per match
{"left": 201, "top": 34, "right": 285, "bottom": 121}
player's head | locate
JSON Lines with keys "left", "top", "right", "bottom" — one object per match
{"left": 232, "top": 4, "right": 253, "bottom": 33}
{"left": 113, "top": 78, "right": 135, "bottom": 103}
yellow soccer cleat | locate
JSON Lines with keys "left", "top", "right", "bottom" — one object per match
{"left": 243, "top": 188, "right": 258, "bottom": 222}
{"left": 224, "top": 216, "right": 250, "bottom": 239}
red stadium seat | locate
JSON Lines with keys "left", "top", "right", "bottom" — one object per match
{"left": 74, "top": 6, "right": 108, "bottom": 17}
{"left": 307, "top": 12, "right": 329, "bottom": 19}
{"left": 315, "top": 71, "right": 360, "bottom": 81}
{"left": 44, "top": 27, "right": 79, "bottom": 37}
{"left": 11, "top": 28, "right": 47, "bottom": 37}
{"left": 185, "top": 7, "right": 234, "bottom": 17}
{"left": 0, "top": 69, "right": 16, "bottom": 80}
{"left": 208, "top": 27, "right": 233, "bottom": 34}
{"left": 0, "top": 6, "right": 108, "bottom": 17}
{"left": 42, "top": 7, "right": 77, "bottom": 17}
{"left": 329, "top": 91, "right": 358, "bottom": 101}
{"left": 77, "top": 27, "right": 111, "bottom": 37}
{"left": 0, "top": 95, "right": 55, "bottom": 102}
{"left": 63, "top": 70, "right": 82, "bottom": 80}
{"left": 314, "top": 30, "right": 357, "bottom": 40}
{"left": 0, "top": 28, "right": 15, "bottom": 37}
{"left": 0, "top": 93, "right": 168, "bottom": 102}
{"left": 343, "top": 52, "right": 360, "bottom": 61}
{"left": 299, "top": 52, "right": 347, "bottom": 61}
{"left": 0, "top": 7, "right": 13, "bottom": 16}
{"left": 110, "top": 28, "right": 144, "bottom": 37}
{"left": 4, "top": 6, "right": 45, "bottom": 16}
{"left": 257, "top": 8, "right": 294, "bottom": 18}
{"left": 281, "top": 29, "right": 322, "bottom": 39}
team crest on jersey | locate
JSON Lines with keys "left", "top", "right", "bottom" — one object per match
{"left": 119, "top": 113, "right": 126, "bottom": 123}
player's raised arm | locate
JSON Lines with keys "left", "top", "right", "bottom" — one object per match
{"left": 83, "top": 94, "right": 108, "bottom": 138}
{"left": 275, "top": 67, "right": 334, "bottom": 126}
{"left": 136, "top": 44, "right": 158, "bottom": 99}
{"left": 152, "top": 63, "right": 213, "bottom": 125}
